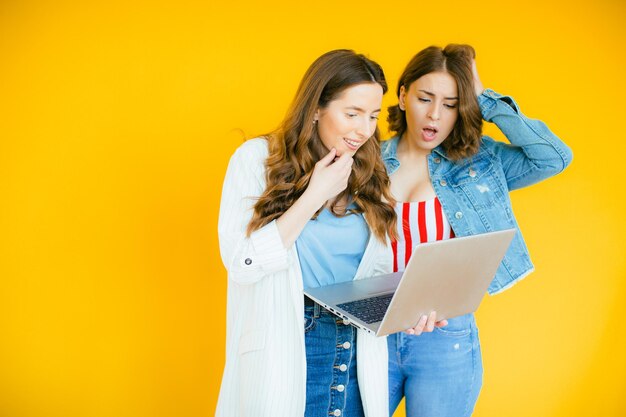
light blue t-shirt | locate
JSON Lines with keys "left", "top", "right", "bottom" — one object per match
{"left": 296, "top": 205, "right": 369, "bottom": 289}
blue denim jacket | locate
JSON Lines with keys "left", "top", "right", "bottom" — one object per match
{"left": 381, "top": 89, "right": 573, "bottom": 294}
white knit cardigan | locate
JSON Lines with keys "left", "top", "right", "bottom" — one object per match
{"left": 216, "top": 138, "right": 392, "bottom": 417}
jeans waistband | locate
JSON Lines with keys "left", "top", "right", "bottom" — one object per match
{"left": 304, "top": 295, "right": 316, "bottom": 307}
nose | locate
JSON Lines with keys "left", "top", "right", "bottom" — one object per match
{"left": 428, "top": 104, "right": 440, "bottom": 121}
{"left": 356, "top": 117, "right": 373, "bottom": 139}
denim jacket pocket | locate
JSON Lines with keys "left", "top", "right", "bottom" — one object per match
{"left": 446, "top": 156, "right": 501, "bottom": 210}
{"left": 445, "top": 154, "right": 493, "bottom": 186}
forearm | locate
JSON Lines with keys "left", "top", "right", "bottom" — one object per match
{"left": 219, "top": 139, "right": 292, "bottom": 284}
{"left": 276, "top": 190, "right": 324, "bottom": 249}
{"left": 478, "top": 89, "right": 573, "bottom": 189}
{"left": 479, "top": 89, "right": 572, "bottom": 164}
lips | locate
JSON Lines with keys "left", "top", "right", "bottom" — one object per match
{"left": 343, "top": 138, "right": 361, "bottom": 150}
{"left": 421, "top": 126, "right": 438, "bottom": 142}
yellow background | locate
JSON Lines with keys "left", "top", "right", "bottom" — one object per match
{"left": 1, "top": 0, "right": 624, "bottom": 416}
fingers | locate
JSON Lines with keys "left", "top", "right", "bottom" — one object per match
{"left": 317, "top": 148, "right": 353, "bottom": 172}
{"left": 471, "top": 59, "right": 484, "bottom": 96}
{"left": 330, "top": 151, "right": 353, "bottom": 183}
{"left": 336, "top": 151, "right": 353, "bottom": 163}
{"left": 405, "top": 312, "right": 445, "bottom": 335}
{"left": 472, "top": 60, "right": 480, "bottom": 83}
{"left": 310, "top": 148, "right": 353, "bottom": 202}
{"left": 405, "top": 314, "right": 428, "bottom": 336}
{"left": 317, "top": 147, "right": 337, "bottom": 167}
{"left": 332, "top": 151, "right": 354, "bottom": 171}
{"left": 435, "top": 319, "right": 448, "bottom": 328}
{"left": 425, "top": 311, "right": 437, "bottom": 333}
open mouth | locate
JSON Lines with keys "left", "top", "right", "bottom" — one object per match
{"left": 422, "top": 126, "right": 438, "bottom": 140}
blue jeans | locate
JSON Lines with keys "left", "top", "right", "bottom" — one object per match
{"left": 305, "top": 304, "right": 364, "bottom": 417}
{"left": 388, "top": 313, "right": 483, "bottom": 417}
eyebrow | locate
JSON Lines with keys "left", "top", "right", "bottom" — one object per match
{"left": 345, "top": 105, "right": 381, "bottom": 113}
{"left": 418, "top": 89, "right": 459, "bottom": 100}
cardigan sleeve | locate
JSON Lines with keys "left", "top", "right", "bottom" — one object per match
{"left": 218, "top": 139, "right": 292, "bottom": 285}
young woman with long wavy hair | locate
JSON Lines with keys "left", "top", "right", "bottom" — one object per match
{"left": 217, "top": 50, "right": 397, "bottom": 417}
{"left": 381, "top": 45, "right": 572, "bottom": 417}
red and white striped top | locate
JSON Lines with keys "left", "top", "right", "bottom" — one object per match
{"left": 391, "top": 197, "right": 455, "bottom": 273}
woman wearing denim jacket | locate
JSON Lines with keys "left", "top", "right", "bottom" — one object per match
{"left": 380, "top": 45, "right": 573, "bottom": 417}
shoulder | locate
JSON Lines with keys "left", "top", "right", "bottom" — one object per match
{"left": 480, "top": 135, "right": 497, "bottom": 148}
{"left": 443, "top": 137, "right": 499, "bottom": 176}
{"left": 229, "top": 137, "right": 269, "bottom": 169}
{"left": 478, "top": 135, "right": 519, "bottom": 163}
{"left": 234, "top": 136, "right": 269, "bottom": 159}
{"left": 476, "top": 135, "right": 502, "bottom": 158}
{"left": 440, "top": 137, "right": 496, "bottom": 168}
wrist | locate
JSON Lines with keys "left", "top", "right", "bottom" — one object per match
{"left": 300, "top": 188, "right": 326, "bottom": 212}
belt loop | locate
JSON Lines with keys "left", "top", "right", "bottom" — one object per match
{"left": 313, "top": 301, "right": 320, "bottom": 318}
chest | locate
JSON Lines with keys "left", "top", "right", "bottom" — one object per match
{"left": 389, "top": 159, "right": 436, "bottom": 202}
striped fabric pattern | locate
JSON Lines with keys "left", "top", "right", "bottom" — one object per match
{"left": 391, "top": 197, "right": 455, "bottom": 273}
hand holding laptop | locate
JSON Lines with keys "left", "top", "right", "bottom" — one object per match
{"left": 405, "top": 311, "right": 448, "bottom": 336}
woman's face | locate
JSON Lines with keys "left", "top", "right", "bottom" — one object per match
{"left": 399, "top": 71, "right": 459, "bottom": 154}
{"left": 315, "top": 82, "right": 383, "bottom": 157}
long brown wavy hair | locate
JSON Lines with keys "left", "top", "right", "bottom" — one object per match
{"left": 247, "top": 49, "right": 397, "bottom": 242}
{"left": 387, "top": 44, "right": 483, "bottom": 161}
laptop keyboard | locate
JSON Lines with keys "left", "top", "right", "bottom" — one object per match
{"left": 337, "top": 293, "right": 394, "bottom": 324}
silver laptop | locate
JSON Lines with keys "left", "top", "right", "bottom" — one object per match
{"left": 303, "top": 228, "right": 516, "bottom": 337}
